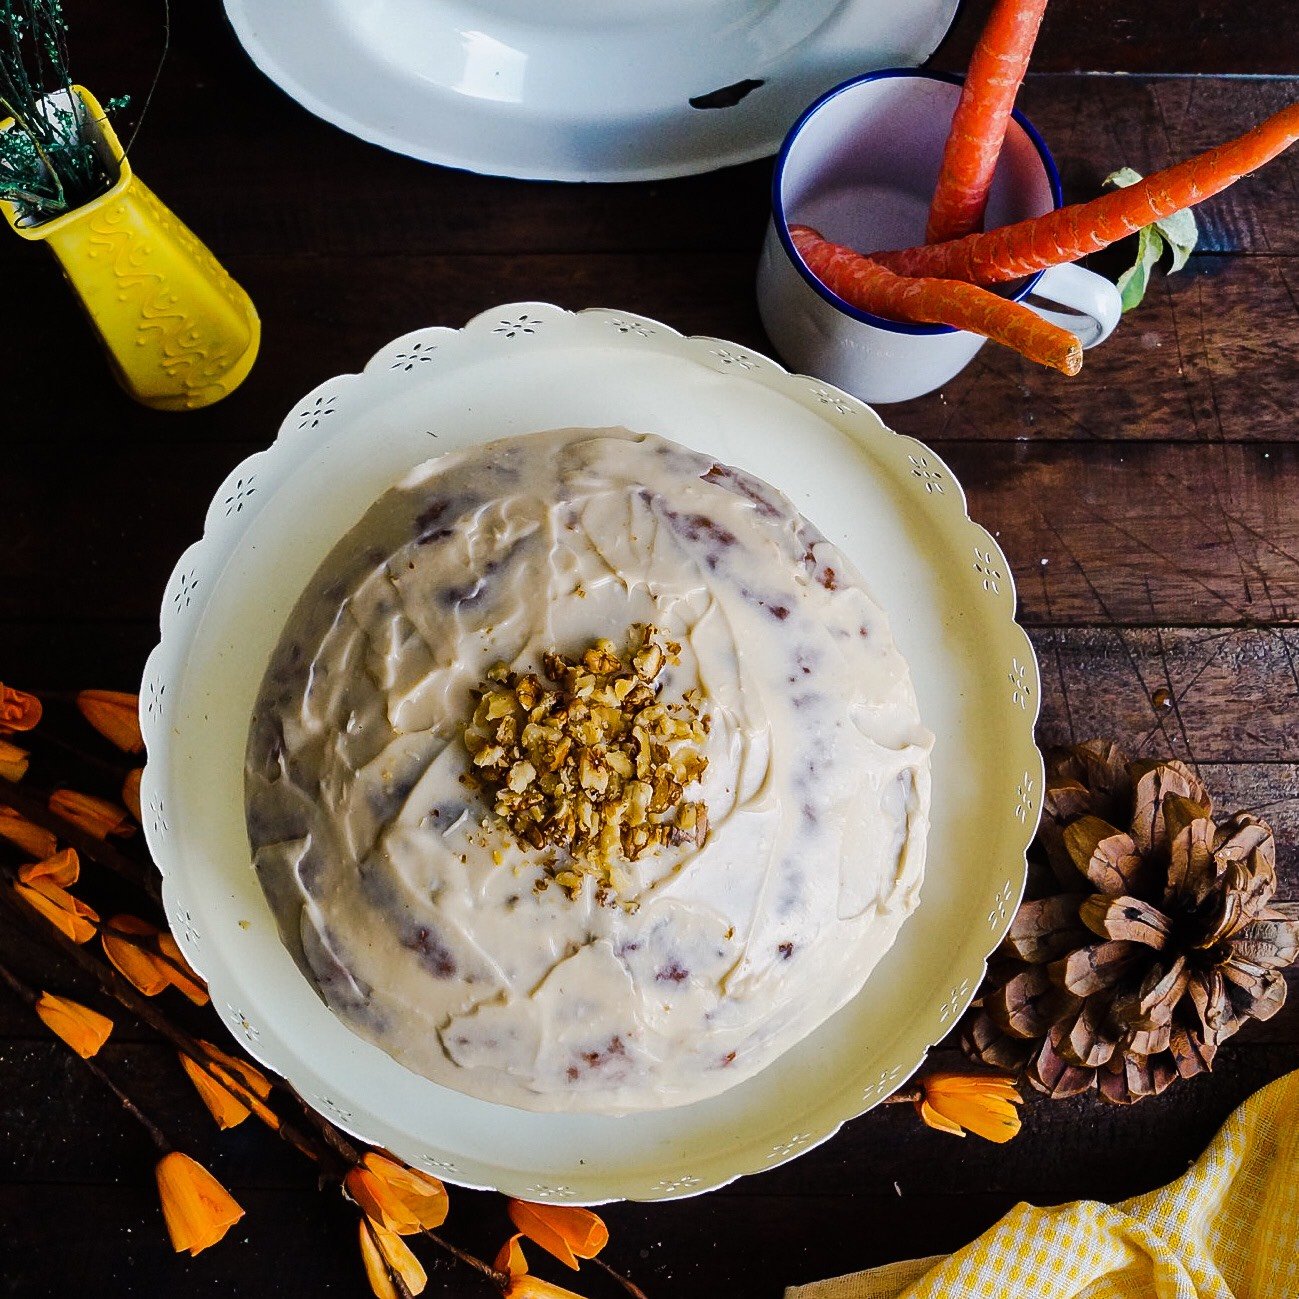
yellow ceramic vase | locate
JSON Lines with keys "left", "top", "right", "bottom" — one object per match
{"left": 1, "top": 87, "right": 259, "bottom": 411}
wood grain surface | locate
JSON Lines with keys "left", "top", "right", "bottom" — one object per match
{"left": 2, "top": 1, "right": 1297, "bottom": 1296}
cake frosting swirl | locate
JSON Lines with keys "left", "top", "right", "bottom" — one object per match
{"left": 245, "top": 427, "right": 932, "bottom": 1113}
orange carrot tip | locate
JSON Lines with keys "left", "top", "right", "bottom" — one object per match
{"left": 790, "top": 225, "right": 1081, "bottom": 376}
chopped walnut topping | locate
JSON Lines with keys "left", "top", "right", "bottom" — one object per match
{"left": 462, "top": 626, "right": 710, "bottom": 898}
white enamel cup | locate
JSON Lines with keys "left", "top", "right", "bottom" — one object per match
{"left": 756, "top": 69, "right": 1122, "bottom": 405}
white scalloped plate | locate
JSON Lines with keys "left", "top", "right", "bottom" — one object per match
{"left": 141, "top": 304, "right": 1041, "bottom": 1203}
{"left": 222, "top": 0, "right": 959, "bottom": 182}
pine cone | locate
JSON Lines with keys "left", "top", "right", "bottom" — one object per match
{"left": 962, "top": 741, "right": 1299, "bottom": 1104}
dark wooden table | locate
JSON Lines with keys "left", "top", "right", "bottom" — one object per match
{"left": 3, "top": 2, "right": 1298, "bottom": 1295}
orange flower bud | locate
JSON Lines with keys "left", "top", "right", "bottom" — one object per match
{"left": 77, "top": 690, "right": 145, "bottom": 754}
{"left": 0, "top": 806, "right": 57, "bottom": 859}
{"left": 102, "top": 915, "right": 169, "bottom": 995}
{"left": 494, "top": 1235, "right": 590, "bottom": 1299}
{"left": 179, "top": 1053, "right": 252, "bottom": 1130}
{"left": 346, "top": 1151, "right": 449, "bottom": 1235}
{"left": 914, "top": 1071, "right": 1023, "bottom": 1143}
{"left": 156, "top": 929, "right": 208, "bottom": 1005}
{"left": 0, "top": 737, "right": 29, "bottom": 782}
{"left": 179, "top": 1040, "right": 279, "bottom": 1132}
{"left": 13, "top": 877, "right": 99, "bottom": 943}
{"left": 198, "top": 1039, "right": 273, "bottom": 1100}
{"left": 49, "top": 789, "right": 135, "bottom": 840}
{"left": 122, "top": 768, "right": 143, "bottom": 821}
{"left": 359, "top": 1218, "right": 427, "bottom": 1299}
{"left": 35, "top": 992, "right": 113, "bottom": 1058}
{"left": 507, "top": 1200, "right": 608, "bottom": 1270}
{"left": 154, "top": 1151, "right": 245, "bottom": 1255}
{"left": 19, "top": 847, "right": 80, "bottom": 887}
{"left": 101, "top": 915, "right": 208, "bottom": 1004}
{"left": 0, "top": 684, "right": 41, "bottom": 734}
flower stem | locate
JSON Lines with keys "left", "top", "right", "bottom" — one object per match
{"left": 420, "top": 1227, "right": 509, "bottom": 1290}
{"left": 0, "top": 954, "right": 169, "bottom": 1151}
{"left": 590, "top": 1255, "right": 650, "bottom": 1299}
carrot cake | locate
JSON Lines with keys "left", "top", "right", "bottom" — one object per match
{"left": 244, "top": 427, "right": 932, "bottom": 1113}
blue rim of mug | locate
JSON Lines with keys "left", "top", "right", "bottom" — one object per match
{"left": 771, "top": 68, "right": 1064, "bottom": 337}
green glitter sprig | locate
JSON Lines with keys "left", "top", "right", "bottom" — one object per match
{"left": 0, "top": 0, "right": 126, "bottom": 222}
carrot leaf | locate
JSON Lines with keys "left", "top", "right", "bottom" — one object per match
{"left": 1104, "top": 167, "right": 1199, "bottom": 310}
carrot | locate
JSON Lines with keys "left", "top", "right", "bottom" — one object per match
{"left": 790, "top": 224, "right": 1082, "bottom": 375}
{"left": 878, "top": 101, "right": 1299, "bottom": 284}
{"left": 926, "top": 0, "right": 1050, "bottom": 244}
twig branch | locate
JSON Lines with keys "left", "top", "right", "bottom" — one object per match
{"left": 0, "top": 954, "right": 168, "bottom": 1151}
{"left": 590, "top": 1255, "right": 650, "bottom": 1299}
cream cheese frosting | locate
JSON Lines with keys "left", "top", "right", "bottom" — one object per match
{"left": 245, "top": 427, "right": 932, "bottom": 1113}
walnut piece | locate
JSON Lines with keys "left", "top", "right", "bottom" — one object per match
{"left": 462, "top": 626, "right": 710, "bottom": 898}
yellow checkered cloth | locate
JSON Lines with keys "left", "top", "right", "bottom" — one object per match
{"left": 788, "top": 1069, "right": 1299, "bottom": 1299}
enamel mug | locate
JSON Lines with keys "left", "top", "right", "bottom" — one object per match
{"left": 757, "top": 70, "right": 1122, "bottom": 405}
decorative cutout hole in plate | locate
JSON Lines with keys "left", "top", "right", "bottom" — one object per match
{"left": 607, "top": 318, "right": 655, "bottom": 337}
{"left": 938, "top": 979, "right": 973, "bottom": 1023}
{"left": 417, "top": 1155, "right": 459, "bottom": 1174}
{"left": 145, "top": 679, "right": 165, "bottom": 719}
{"left": 973, "top": 546, "right": 1003, "bottom": 594}
{"left": 226, "top": 1005, "right": 260, "bottom": 1043}
{"left": 768, "top": 1132, "right": 812, "bottom": 1161}
{"left": 652, "top": 1174, "right": 702, "bottom": 1193}
{"left": 863, "top": 1064, "right": 906, "bottom": 1102}
{"left": 391, "top": 341, "right": 437, "bottom": 371}
{"left": 148, "top": 791, "right": 169, "bottom": 836}
{"left": 1015, "top": 771, "right": 1036, "bottom": 824}
{"left": 810, "top": 386, "right": 852, "bottom": 414}
{"left": 493, "top": 314, "right": 543, "bottom": 338}
{"left": 175, "top": 908, "right": 200, "bottom": 948}
{"left": 987, "top": 879, "right": 1016, "bottom": 928}
{"left": 1009, "top": 658, "right": 1032, "bottom": 710}
{"left": 172, "top": 570, "right": 199, "bottom": 612}
{"left": 523, "top": 1184, "right": 574, "bottom": 1200}
{"left": 710, "top": 347, "right": 758, "bottom": 370}
{"left": 222, "top": 476, "right": 257, "bottom": 516}
{"left": 297, "top": 395, "right": 337, "bottom": 430}
{"left": 907, "top": 454, "right": 945, "bottom": 493}
{"left": 314, "top": 1095, "right": 353, "bottom": 1123}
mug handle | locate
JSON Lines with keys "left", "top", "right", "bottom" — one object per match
{"left": 1021, "top": 263, "right": 1122, "bottom": 349}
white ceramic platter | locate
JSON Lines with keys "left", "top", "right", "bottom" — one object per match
{"left": 221, "top": 0, "right": 960, "bottom": 182}
{"left": 141, "top": 303, "right": 1041, "bottom": 1203}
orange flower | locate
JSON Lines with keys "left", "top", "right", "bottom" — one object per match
{"left": 507, "top": 1200, "right": 608, "bottom": 1270}
{"left": 122, "top": 768, "right": 143, "bottom": 821}
{"left": 0, "top": 684, "right": 41, "bottom": 734}
{"left": 179, "top": 1053, "right": 252, "bottom": 1130}
{"left": 198, "top": 1039, "right": 273, "bottom": 1101}
{"left": 0, "top": 737, "right": 29, "bottom": 782}
{"left": 179, "top": 1041, "right": 279, "bottom": 1131}
{"left": 914, "top": 1071, "right": 1023, "bottom": 1143}
{"left": 156, "top": 929, "right": 208, "bottom": 1004}
{"left": 49, "top": 789, "right": 134, "bottom": 839}
{"left": 34, "top": 992, "right": 113, "bottom": 1058}
{"left": 494, "top": 1235, "right": 589, "bottom": 1299}
{"left": 0, "top": 806, "right": 57, "bottom": 859}
{"left": 359, "top": 1218, "right": 427, "bottom": 1299}
{"left": 13, "top": 877, "right": 99, "bottom": 943}
{"left": 101, "top": 915, "right": 208, "bottom": 1004}
{"left": 18, "top": 847, "right": 80, "bottom": 887}
{"left": 154, "top": 1150, "right": 245, "bottom": 1255}
{"left": 346, "top": 1151, "right": 449, "bottom": 1235}
{"left": 77, "top": 690, "right": 145, "bottom": 754}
